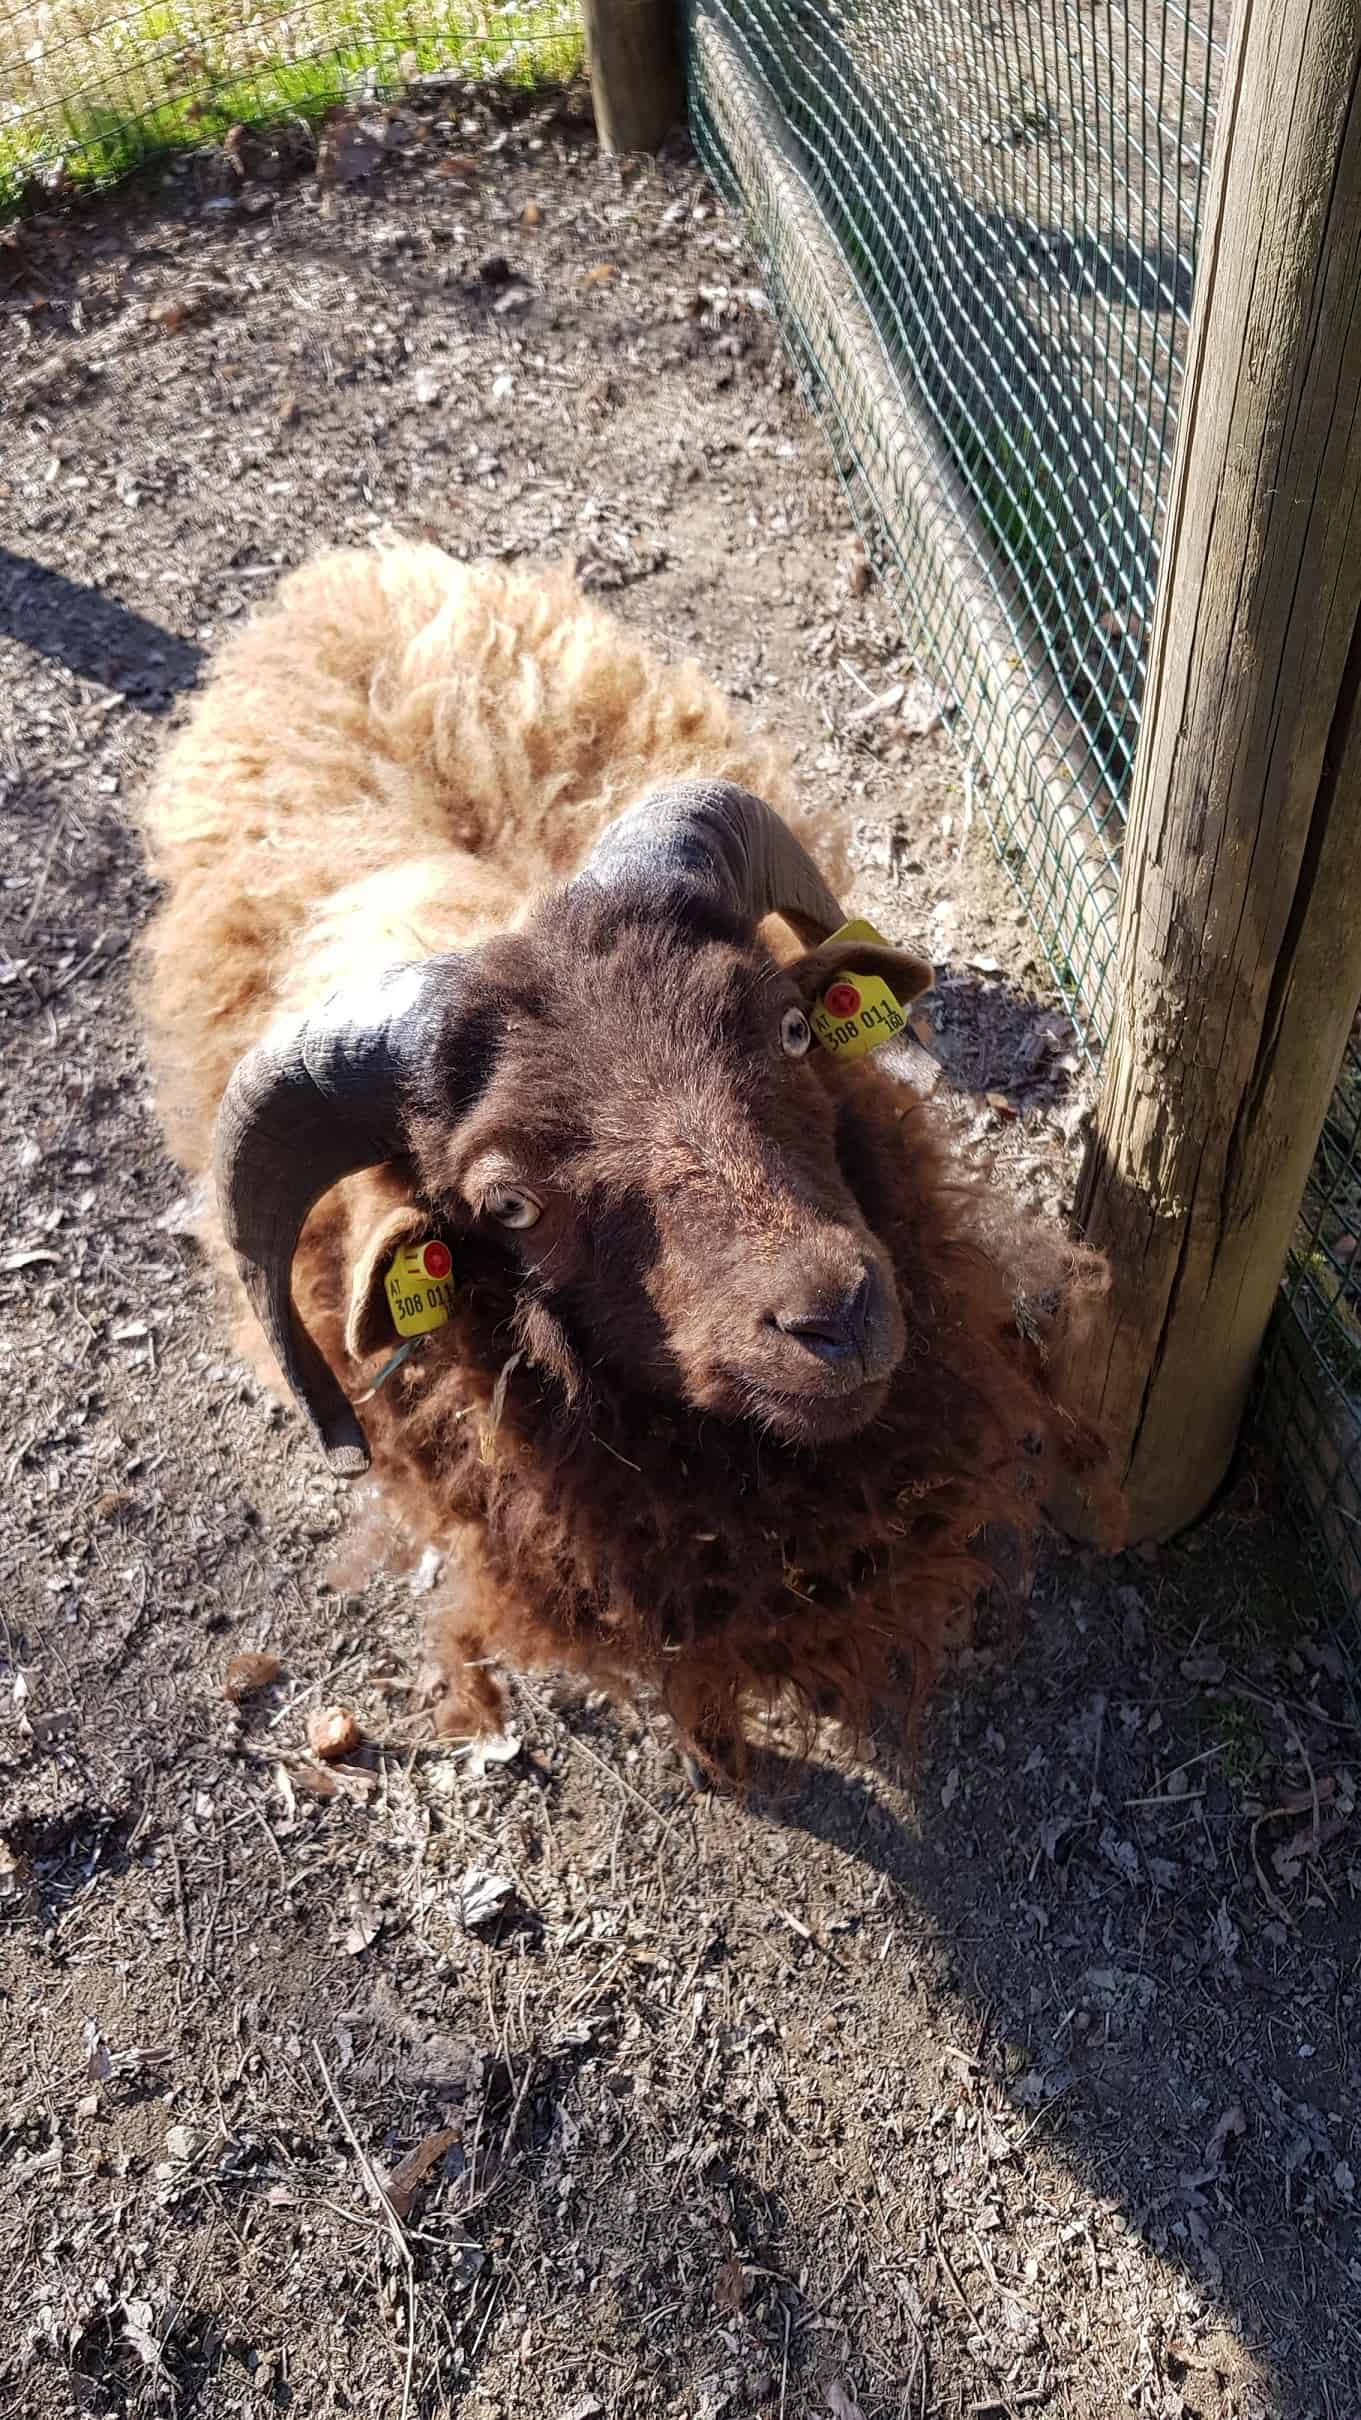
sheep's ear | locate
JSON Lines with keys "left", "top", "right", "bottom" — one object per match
{"left": 784, "top": 936, "right": 934, "bottom": 1008}
{"left": 345, "top": 1200, "right": 433, "bottom": 1364}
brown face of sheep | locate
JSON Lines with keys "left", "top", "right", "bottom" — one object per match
{"left": 213, "top": 780, "right": 933, "bottom": 1474}
{"left": 398, "top": 891, "right": 927, "bottom": 1447}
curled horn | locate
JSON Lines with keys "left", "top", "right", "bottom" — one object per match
{"left": 213, "top": 788, "right": 841, "bottom": 1475}
{"left": 213, "top": 961, "right": 450, "bottom": 1476}
{"left": 580, "top": 779, "right": 847, "bottom": 939}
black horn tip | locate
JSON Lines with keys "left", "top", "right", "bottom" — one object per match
{"left": 322, "top": 1427, "right": 372, "bottom": 1478}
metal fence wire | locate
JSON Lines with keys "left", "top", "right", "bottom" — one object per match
{"left": 0, "top": 0, "right": 578, "bottom": 209}
{"left": 1261, "top": 1039, "right": 1361, "bottom": 1614}
{"left": 685, "top": 0, "right": 1361, "bottom": 1621}
{"left": 686, "top": 0, "right": 1222, "bottom": 1038}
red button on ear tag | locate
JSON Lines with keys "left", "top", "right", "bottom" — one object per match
{"left": 825, "top": 982, "right": 861, "bottom": 1019}
{"left": 422, "top": 1241, "right": 452, "bottom": 1278}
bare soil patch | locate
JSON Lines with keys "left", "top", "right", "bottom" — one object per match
{"left": 2, "top": 90, "right": 1359, "bottom": 2420}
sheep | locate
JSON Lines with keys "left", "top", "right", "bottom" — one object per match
{"left": 139, "top": 538, "right": 1109, "bottom": 1780}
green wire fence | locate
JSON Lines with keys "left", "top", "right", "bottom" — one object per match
{"left": 684, "top": 0, "right": 1361, "bottom": 1620}
{"left": 686, "top": 0, "right": 1220, "bottom": 1039}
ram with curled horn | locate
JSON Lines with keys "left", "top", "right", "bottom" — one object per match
{"left": 141, "top": 541, "right": 1111, "bottom": 1780}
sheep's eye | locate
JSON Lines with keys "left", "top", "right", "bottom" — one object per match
{"left": 780, "top": 1006, "right": 813, "bottom": 1059}
{"left": 484, "top": 1186, "right": 542, "bottom": 1231}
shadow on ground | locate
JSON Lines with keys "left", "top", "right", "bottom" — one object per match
{"left": 0, "top": 549, "right": 203, "bottom": 704}
{"left": 734, "top": 1515, "right": 1361, "bottom": 2419}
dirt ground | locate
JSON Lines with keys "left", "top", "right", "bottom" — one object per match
{"left": 3, "top": 86, "right": 1360, "bottom": 2420}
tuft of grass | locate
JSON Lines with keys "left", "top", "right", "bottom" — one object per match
{"left": 0, "top": 0, "right": 582, "bottom": 209}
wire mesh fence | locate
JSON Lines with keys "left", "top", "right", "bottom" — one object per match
{"left": 0, "top": 0, "right": 579, "bottom": 209}
{"left": 1260, "top": 1035, "right": 1361, "bottom": 1615}
{"left": 686, "top": 0, "right": 1361, "bottom": 1628}
{"left": 687, "top": 0, "right": 1221, "bottom": 1038}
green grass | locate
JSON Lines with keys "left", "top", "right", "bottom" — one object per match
{"left": 0, "top": 0, "right": 581, "bottom": 209}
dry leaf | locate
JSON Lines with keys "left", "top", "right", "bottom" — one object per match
{"left": 521, "top": 199, "right": 542, "bottom": 226}
{"left": 460, "top": 1868, "right": 514, "bottom": 1929}
{"left": 898, "top": 672, "right": 944, "bottom": 736}
{"left": 317, "top": 108, "right": 385, "bottom": 185}
{"left": 583, "top": 261, "right": 618, "bottom": 285}
{"left": 223, "top": 1649, "right": 283, "bottom": 1703}
{"left": 284, "top": 1758, "right": 339, "bottom": 1799}
{"left": 1204, "top": 2101, "right": 1246, "bottom": 2171}
{"left": 713, "top": 2257, "right": 748, "bottom": 2312}
{"left": 121, "top": 2300, "right": 162, "bottom": 2371}
{"left": 341, "top": 1895, "right": 382, "bottom": 1956}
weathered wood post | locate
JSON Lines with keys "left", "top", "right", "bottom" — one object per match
{"left": 581, "top": 0, "right": 684, "bottom": 153}
{"left": 1058, "top": 0, "right": 1361, "bottom": 1542}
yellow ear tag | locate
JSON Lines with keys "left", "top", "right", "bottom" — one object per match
{"left": 384, "top": 1238, "right": 456, "bottom": 1338}
{"left": 811, "top": 917, "right": 908, "bottom": 1060}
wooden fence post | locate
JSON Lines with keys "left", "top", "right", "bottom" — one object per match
{"left": 581, "top": 0, "right": 684, "bottom": 153}
{"left": 1057, "top": 0, "right": 1361, "bottom": 1543}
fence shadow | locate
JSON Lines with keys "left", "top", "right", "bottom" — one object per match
{"left": 727, "top": 1526, "right": 1360, "bottom": 2418}
{"left": 0, "top": 550, "right": 202, "bottom": 704}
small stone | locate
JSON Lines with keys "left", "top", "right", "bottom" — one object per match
{"left": 308, "top": 1705, "right": 362, "bottom": 1761}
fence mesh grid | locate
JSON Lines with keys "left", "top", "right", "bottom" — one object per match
{"left": 687, "top": 0, "right": 1220, "bottom": 1035}
{"left": 0, "top": 0, "right": 578, "bottom": 209}
{"left": 1261, "top": 1044, "right": 1361, "bottom": 1615}
{"left": 687, "top": 0, "right": 1361, "bottom": 1624}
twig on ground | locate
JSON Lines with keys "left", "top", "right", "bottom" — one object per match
{"left": 314, "top": 2042, "right": 417, "bottom": 2420}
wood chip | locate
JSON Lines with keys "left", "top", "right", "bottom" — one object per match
{"left": 383, "top": 2124, "right": 461, "bottom": 2220}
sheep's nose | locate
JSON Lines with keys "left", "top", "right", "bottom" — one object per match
{"left": 772, "top": 1271, "right": 876, "bottom": 1366}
